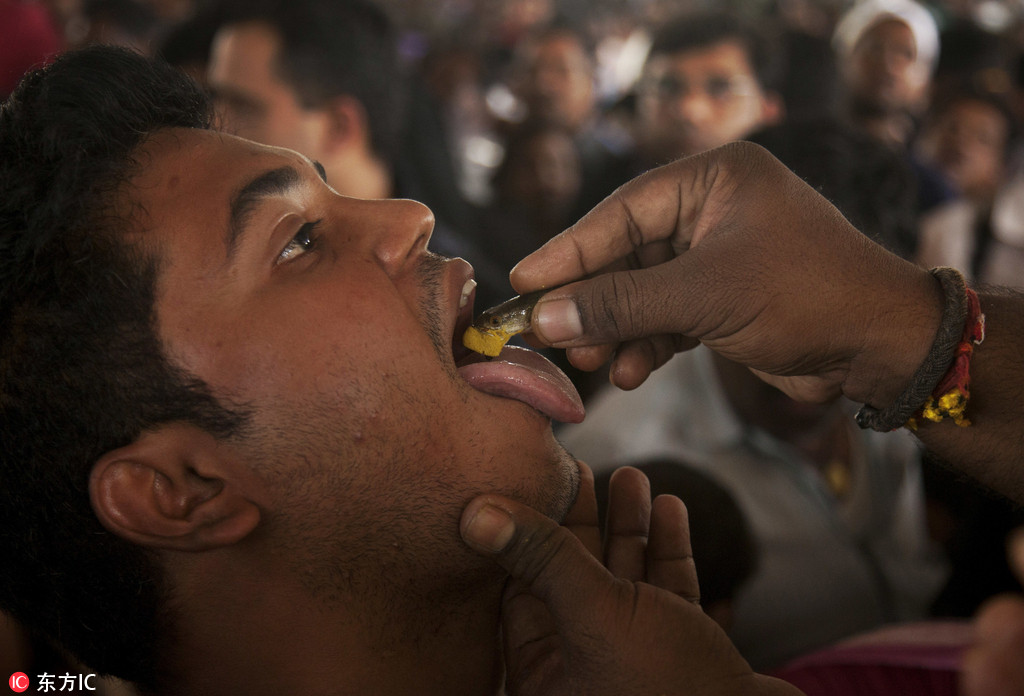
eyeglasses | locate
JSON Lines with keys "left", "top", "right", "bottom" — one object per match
{"left": 646, "top": 74, "right": 760, "bottom": 102}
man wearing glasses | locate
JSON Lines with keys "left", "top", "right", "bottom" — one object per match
{"left": 632, "top": 11, "right": 784, "bottom": 166}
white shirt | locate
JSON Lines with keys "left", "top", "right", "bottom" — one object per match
{"left": 917, "top": 175, "right": 1024, "bottom": 289}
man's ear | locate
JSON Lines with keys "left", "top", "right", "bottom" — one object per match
{"left": 320, "top": 94, "right": 370, "bottom": 153}
{"left": 89, "top": 424, "right": 260, "bottom": 552}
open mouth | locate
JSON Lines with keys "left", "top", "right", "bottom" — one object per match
{"left": 451, "top": 277, "right": 584, "bottom": 424}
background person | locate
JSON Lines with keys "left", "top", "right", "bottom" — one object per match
{"left": 206, "top": 0, "right": 509, "bottom": 306}
{"left": 505, "top": 21, "right": 630, "bottom": 220}
{"left": 629, "top": 9, "right": 784, "bottom": 171}
{"left": 916, "top": 85, "right": 1024, "bottom": 288}
{"left": 833, "top": 0, "right": 954, "bottom": 221}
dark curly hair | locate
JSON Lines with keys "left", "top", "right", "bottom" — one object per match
{"left": 0, "top": 45, "right": 249, "bottom": 687}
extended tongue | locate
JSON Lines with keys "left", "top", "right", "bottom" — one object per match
{"left": 456, "top": 346, "right": 584, "bottom": 423}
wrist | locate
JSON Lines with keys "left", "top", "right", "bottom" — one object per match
{"left": 841, "top": 265, "right": 945, "bottom": 410}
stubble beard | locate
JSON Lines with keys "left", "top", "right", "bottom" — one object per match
{"left": 248, "top": 254, "right": 578, "bottom": 626}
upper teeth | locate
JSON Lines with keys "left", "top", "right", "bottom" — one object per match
{"left": 459, "top": 278, "right": 477, "bottom": 308}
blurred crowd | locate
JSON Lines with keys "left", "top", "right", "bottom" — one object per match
{"left": 5, "top": 0, "right": 1024, "bottom": 302}
{"left": 4, "top": 0, "right": 1024, "bottom": 692}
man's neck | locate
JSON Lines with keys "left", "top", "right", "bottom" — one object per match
{"left": 159, "top": 554, "right": 506, "bottom": 696}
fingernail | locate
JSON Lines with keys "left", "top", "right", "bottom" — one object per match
{"left": 534, "top": 297, "right": 583, "bottom": 343}
{"left": 464, "top": 503, "right": 515, "bottom": 553}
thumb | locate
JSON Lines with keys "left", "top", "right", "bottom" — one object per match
{"left": 460, "top": 495, "right": 617, "bottom": 624}
{"left": 528, "top": 262, "right": 694, "bottom": 347}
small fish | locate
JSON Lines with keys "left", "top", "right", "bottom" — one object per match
{"left": 462, "top": 289, "right": 549, "bottom": 357}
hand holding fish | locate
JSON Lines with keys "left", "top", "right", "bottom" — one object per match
{"left": 509, "top": 141, "right": 941, "bottom": 409}
{"left": 511, "top": 141, "right": 1024, "bottom": 504}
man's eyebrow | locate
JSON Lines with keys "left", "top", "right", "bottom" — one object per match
{"left": 225, "top": 163, "right": 325, "bottom": 259}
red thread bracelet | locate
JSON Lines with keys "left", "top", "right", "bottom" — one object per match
{"left": 906, "top": 286, "right": 985, "bottom": 429}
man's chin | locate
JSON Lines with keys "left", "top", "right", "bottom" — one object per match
{"left": 547, "top": 447, "right": 581, "bottom": 524}
{"left": 464, "top": 431, "right": 578, "bottom": 526}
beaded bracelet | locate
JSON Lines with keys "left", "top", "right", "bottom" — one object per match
{"left": 855, "top": 267, "right": 985, "bottom": 433}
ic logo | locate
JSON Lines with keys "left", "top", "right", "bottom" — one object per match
{"left": 8, "top": 673, "right": 29, "bottom": 693}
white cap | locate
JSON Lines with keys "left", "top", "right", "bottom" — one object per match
{"left": 833, "top": 0, "right": 940, "bottom": 73}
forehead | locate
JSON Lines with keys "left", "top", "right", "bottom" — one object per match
{"left": 210, "top": 21, "right": 283, "bottom": 87}
{"left": 648, "top": 40, "right": 756, "bottom": 78}
{"left": 942, "top": 99, "right": 1010, "bottom": 132}
{"left": 126, "top": 128, "right": 309, "bottom": 253}
{"left": 534, "top": 34, "right": 587, "bottom": 61}
{"left": 859, "top": 18, "right": 915, "bottom": 49}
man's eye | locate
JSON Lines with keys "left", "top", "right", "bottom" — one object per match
{"left": 655, "top": 76, "right": 687, "bottom": 98}
{"left": 705, "top": 78, "right": 734, "bottom": 100}
{"left": 277, "top": 219, "right": 322, "bottom": 263}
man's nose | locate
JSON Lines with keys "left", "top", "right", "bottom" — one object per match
{"left": 356, "top": 198, "right": 435, "bottom": 276}
{"left": 672, "top": 91, "right": 713, "bottom": 125}
{"left": 881, "top": 47, "right": 910, "bottom": 75}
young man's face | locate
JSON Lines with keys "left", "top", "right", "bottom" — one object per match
{"left": 208, "top": 22, "right": 324, "bottom": 160}
{"left": 516, "top": 33, "right": 596, "bottom": 131}
{"left": 637, "top": 40, "right": 776, "bottom": 158}
{"left": 127, "top": 128, "right": 580, "bottom": 589}
{"left": 921, "top": 98, "right": 1009, "bottom": 201}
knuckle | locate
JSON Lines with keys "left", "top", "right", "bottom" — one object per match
{"left": 508, "top": 524, "right": 573, "bottom": 584}
{"left": 598, "top": 273, "right": 645, "bottom": 340}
